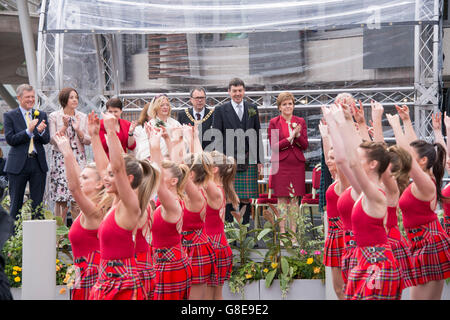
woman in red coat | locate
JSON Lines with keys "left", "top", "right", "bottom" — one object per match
{"left": 268, "top": 92, "right": 308, "bottom": 239}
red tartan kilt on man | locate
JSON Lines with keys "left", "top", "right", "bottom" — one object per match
{"left": 181, "top": 228, "right": 218, "bottom": 285}
{"left": 151, "top": 244, "right": 192, "bottom": 300}
{"left": 89, "top": 257, "right": 147, "bottom": 300}
{"left": 136, "top": 249, "right": 156, "bottom": 300}
{"left": 323, "top": 216, "right": 346, "bottom": 267}
{"left": 387, "top": 226, "right": 417, "bottom": 288}
{"left": 207, "top": 233, "right": 233, "bottom": 286}
{"left": 405, "top": 220, "right": 450, "bottom": 285}
{"left": 345, "top": 244, "right": 402, "bottom": 300}
{"left": 341, "top": 231, "right": 358, "bottom": 284}
{"left": 70, "top": 250, "right": 101, "bottom": 300}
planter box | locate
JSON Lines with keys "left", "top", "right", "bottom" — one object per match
{"left": 223, "top": 280, "right": 260, "bottom": 300}
{"left": 259, "top": 279, "right": 326, "bottom": 300}
{"left": 10, "top": 285, "right": 70, "bottom": 300}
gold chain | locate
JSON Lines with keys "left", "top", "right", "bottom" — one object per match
{"left": 184, "top": 108, "right": 215, "bottom": 125}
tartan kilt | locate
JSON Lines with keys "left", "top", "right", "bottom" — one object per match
{"left": 234, "top": 164, "right": 259, "bottom": 199}
{"left": 341, "top": 231, "right": 358, "bottom": 284}
{"left": 89, "top": 257, "right": 147, "bottom": 300}
{"left": 136, "top": 250, "right": 156, "bottom": 300}
{"left": 406, "top": 220, "right": 450, "bottom": 285}
{"left": 444, "top": 215, "right": 450, "bottom": 236}
{"left": 387, "top": 226, "right": 417, "bottom": 288}
{"left": 345, "top": 244, "right": 402, "bottom": 300}
{"left": 323, "top": 216, "right": 346, "bottom": 267}
{"left": 152, "top": 244, "right": 192, "bottom": 300}
{"left": 181, "top": 228, "right": 218, "bottom": 285}
{"left": 70, "top": 250, "right": 101, "bottom": 300}
{"left": 207, "top": 232, "right": 233, "bottom": 286}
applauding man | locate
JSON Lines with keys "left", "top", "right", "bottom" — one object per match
{"left": 4, "top": 84, "right": 50, "bottom": 222}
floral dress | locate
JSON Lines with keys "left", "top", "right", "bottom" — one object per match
{"left": 49, "top": 117, "right": 86, "bottom": 203}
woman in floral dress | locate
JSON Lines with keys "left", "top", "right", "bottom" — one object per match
{"left": 49, "top": 87, "right": 90, "bottom": 224}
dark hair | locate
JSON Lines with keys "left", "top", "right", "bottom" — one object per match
{"left": 228, "top": 78, "right": 245, "bottom": 90}
{"left": 209, "top": 151, "right": 239, "bottom": 209}
{"left": 106, "top": 97, "right": 123, "bottom": 110}
{"left": 59, "top": 87, "right": 78, "bottom": 108}
{"left": 359, "top": 141, "right": 390, "bottom": 177}
{"left": 387, "top": 145, "right": 412, "bottom": 195}
{"left": 190, "top": 87, "right": 206, "bottom": 97}
{"left": 410, "top": 140, "right": 447, "bottom": 201}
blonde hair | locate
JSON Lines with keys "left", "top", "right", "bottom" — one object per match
{"left": 183, "top": 152, "right": 214, "bottom": 186}
{"left": 148, "top": 95, "right": 172, "bottom": 119}
{"left": 334, "top": 93, "right": 355, "bottom": 107}
{"left": 209, "top": 151, "right": 239, "bottom": 209}
{"left": 82, "top": 163, "right": 114, "bottom": 214}
{"left": 124, "top": 155, "right": 160, "bottom": 215}
{"left": 387, "top": 145, "right": 412, "bottom": 195}
{"left": 161, "top": 160, "right": 190, "bottom": 200}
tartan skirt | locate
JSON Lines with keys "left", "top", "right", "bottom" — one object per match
{"left": 323, "top": 216, "right": 346, "bottom": 268}
{"left": 89, "top": 257, "right": 147, "bottom": 300}
{"left": 70, "top": 250, "right": 100, "bottom": 300}
{"left": 341, "top": 231, "right": 358, "bottom": 284}
{"left": 152, "top": 244, "right": 192, "bottom": 300}
{"left": 136, "top": 250, "right": 156, "bottom": 300}
{"left": 387, "top": 226, "right": 417, "bottom": 288}
{"left": 234, "top": 164, "right": 259, "bottom": 199}
{"left": 207, "top": 232, "right": 233, "bottom": 286}
{"left": 345, "top": 244, "right": 402, "bottom": 300}
{"left": 406, "top": 220, "right": 450, "bottom": 285}
{"left": 181, "top": 228, "right": 218, "bottom": 285}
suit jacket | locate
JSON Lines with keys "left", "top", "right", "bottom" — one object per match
{"left": 268, "top": 115, "right": 308, "bottom": 163}
{"left": 177, "top": 107, "right": 214, "bottom": 150}
{"left": 4, "top": 107, "right": 50, "bottom": 174}
{"left": 212, "top": 100, "right": 263, "bottom": 168}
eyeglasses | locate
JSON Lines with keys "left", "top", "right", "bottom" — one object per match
{"left": 192, "top": 96, "right": 206, "bottom": 100}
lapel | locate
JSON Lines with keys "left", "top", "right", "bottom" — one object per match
{"left": 225, "top": 102, "right": 242, "bottom": 128}
{"left": 16, "top": 107, "right": 28, "bottom": 130}
{"left": 242, "top": 101, "right": 250, "bottom": 130}
{"left": 188, "top": 107, "right": 195, "bottom": 123}
{"left": 276, "top": 115, "right": 286, "bottom": 140}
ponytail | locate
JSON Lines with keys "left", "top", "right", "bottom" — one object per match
{"left": 209, "top": 151, "right": 239, "bottom": 209}
{"left": 433, "top": 142, "right": 447, "bottom": 202}
{"left": 137, "top": 160, "right": 160, "bottom": 215}
{"left": 161, "top": 160, "right": 190, "bottom": 200}
{"left": 183, "top": 152, "right": 214, "bottom": 186}
{"left": 387, "top": 145, "right": 412, "bottom": 195}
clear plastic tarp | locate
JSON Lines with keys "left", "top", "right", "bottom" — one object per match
{"left": 44, "top": 0, "right": 429, "bottom": 34}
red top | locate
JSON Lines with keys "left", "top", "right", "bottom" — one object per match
{"left": 68, "top": 215, "right": 99, "bottom": 258}
{"left": 398, "top": 183, "right": 438, "bottom": 229}
{"left": 98, "top": 208, "right": 135, "bottom": 260}
{"left": 352, "top": 197, "right": 388, "bottom": 247}
{"left": 99, "top": 118, "right": 136, "bottom": 158}
{"left": 442, "top": 183, "right": 450, "bottom": 218}
{"left": 386, "top": 206, "right": 399, "bottom": 229}
{"left": 205, "top": 186, "right": 226, "bottom": 236}
{"left": 135, "top": 228, "right": 150, "bottom": 253}
{"left": 337, "top": 187, "right": 355, "bottom": 231}
{"left": 151, "top": 206, "right": 182, "bottom": 249}
{"left": 182, "top": 197, "right": 206, "bottom": 232}
{"left": 325, "top": 181, "right": 340, "bottom": 218}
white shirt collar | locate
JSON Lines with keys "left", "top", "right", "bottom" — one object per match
{"left": 231, "top": 99, "right": 243, "bottom": 109}
{"left": 19, "top": 105, "right": 32, "bottom": 117}
{"left": 193, "top": 108, "right": 205, "bottom": 118}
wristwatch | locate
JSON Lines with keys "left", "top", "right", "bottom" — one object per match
{"left": 128, "top": 131, "right": 134, "bottom": 136}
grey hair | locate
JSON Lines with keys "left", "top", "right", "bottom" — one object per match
{"left": 16, "top": 84, "right": 34, "bottom": 97}
{"left": 190, "top": 87, "right": 206, "bottom": 97}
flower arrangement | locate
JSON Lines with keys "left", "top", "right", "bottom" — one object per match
{"left": 248, "top": 107, "right": 257, "bottom": 118}
{"left": 155, "top": 119, "right": 166, "bottom": 128}
{"left": 1, "top": 197, "right": 72, "bottom": 289}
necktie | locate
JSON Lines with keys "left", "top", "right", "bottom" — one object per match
{"left": 25, "top": 111, "right": 35, "bottom": 154}
{"left": 237, "top": 104, "right": 243, "bottom": 121}
{"left": 196, "top": 113, "right": 201, "bottom": 121}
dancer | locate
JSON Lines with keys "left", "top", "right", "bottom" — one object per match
{"left": 387, "top": 108, "right": 450, "bottom": 300}
{"left": 90, "top": 112, "right": 159, "bottom": 300}
{"left": 319, "top": 121, "right": 348, "bottom": 300}
{"left": 54, "top": 111, "right": 111, "bottom": 299}
{"left": 148, "top": 124, "right": 192, "bottom": 300}
{"left": 326, "top": 104, "right": 402, "bottom": 300}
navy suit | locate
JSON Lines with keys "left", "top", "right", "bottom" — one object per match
{"left": 177, "top": 107, "right": 214, "bottom": 150}
{"left": 3, "top": 107, "right": 50, "bottom": 220}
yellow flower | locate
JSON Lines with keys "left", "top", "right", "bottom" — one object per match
{"left": 263, "top": 268, "right": 269, "bottom": 273}
{"left": 56, "top": 259, "right": 60, "bottom": 264}
{"left": 14, "top": 277, "right": 21, "bottom": 283}
{"left": 59, "top": 288, "right": 67, "bottom": 295}
{"left": 313, "top": 267, "right": 321, "bottom": 274}
{"left": 306, "top": 258, "right": 314, "bottom": 265}
{"left": 56, "top": 266, "right": 60, "bottom": 272}
{"left": 13, "top": 266, "right": 20, "bottom": 271}
{"left": 271, "top": 262, "right": 278, "bottom": 269}
{"left": 17, "top": 267, "right": 22, "bottom": 272}
{"left": 245, "top": 274, "right": 252, "bottom": 279}
{"left": 12, "top": 271, "right": 17, "bottom": 275}
{"left": 34, "top": 110, "right": 40, "bottom": 117}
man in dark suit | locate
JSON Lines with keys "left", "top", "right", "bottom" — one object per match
{"left": 4, "top": 84, "right": 50, "bottom": 221}
{"left": 212, "top": 78, "right": 264, "bottom": 224}
{"left": 177, "top": 87, "right": 215, "bottom": 150}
